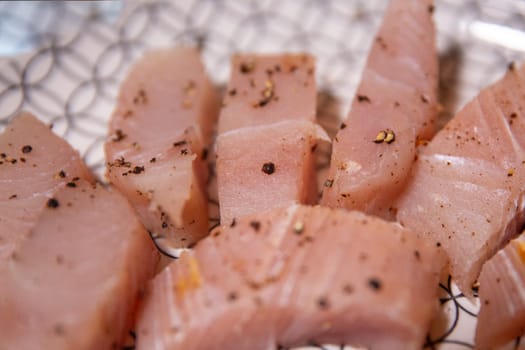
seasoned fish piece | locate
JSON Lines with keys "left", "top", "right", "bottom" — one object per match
{"left": 137, "top": 205, "right": 444, "bottom": 350}
{"left": 216, "top": 53, "right": 327, "bottom": 225}
{"left": 107, "top": 127, "right": 209, "bottom": 247}
{"left": 216, "top": 120, "right": 329, "bottom": 225}
{"left": 0, "top": 180, "right": 159, "bottom": 350}
{"left": 396, "top": 62, "right": 525, "bottom": 295}
{"left": 218, "top": 54, "right": 316, "bottom": 134}
{"left": 476, "top": 236, "right": 525, "bottom": 349}
{"left": 0, "top": 112, "right": 93, "bottom": 262}
{"left": 105, "top": 47, "right": 219, "bottom": 247}
{"left": 321, "top": 0, "right": 438, "bottom": 218}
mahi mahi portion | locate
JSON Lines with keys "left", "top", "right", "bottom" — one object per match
{"left": 137, "top": 205, "right": 444, "bottom": 350}
{"left": 216, "top": 120, "right": 329, "bottom": 226}
{"left": 321, "top": 0, "right": 438, "bottom": 219}
{"left": 476, "top": 236, "right": 525, "bottom": 349}
{"left": 218, "top": 54, "right": 316, "bottom": 134}
{"left": 0, "top": 181, "right": 159, "bottom": 350}
{"left": 105, "top": 47, "right": 219, "bottom": 247}
{"left": 216, "top": 54, "right": 328, "bottom": 225}
{"left": 0, "top": 112, "right": 93, "bottom": 262}
{"left": 396, "top": 62, "right": 525, "bottom": 295}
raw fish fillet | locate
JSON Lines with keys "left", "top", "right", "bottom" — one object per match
{"left": 321, "top": 0, "right": 438, "bottom": 219}
{"left": 476, "top": 235, "right": 525, "bottom": 349}
{"left": 397, "top": 62, "right": 525, "bottom": 295}
{"left": 216, "top": 54, "right": 328, "bottom": 224}
{"left": 0, "top": 112, "right": 93, "bottom": 262}
{"left": 0, "top": 180, "right": 159, "bottom": 350}
{"left": 137, "top": 205, "right": 444, "bottom": 350}
{"left": 105, "top": 47, "right": 219, "bottom": 247}
{"left": 216, "top": 120, "right": 329, "bottom": 225}
{"left": 218, "top": 54, "right": 316, "bottom": 134}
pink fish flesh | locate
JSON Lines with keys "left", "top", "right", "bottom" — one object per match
{"left": 105, "top": 47, "right": 219, "bottom": 247}
{"left": 396, "top": 62, "right": 525, "bottom": 295}
{"left": 136, "top": 205, "right": 444, "bottom": 350}
{"left": 0, "top": 180, "right": 159, "bottom": 349}
{"left": 0, "top": 112, "right": 93, "bottom": 262}
{"left": 321, "top": 0, "right": 438, "bottom": 219}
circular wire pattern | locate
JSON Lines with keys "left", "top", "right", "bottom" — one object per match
{"left": 0, "top": 1, "right": 525, "bottom": 349}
